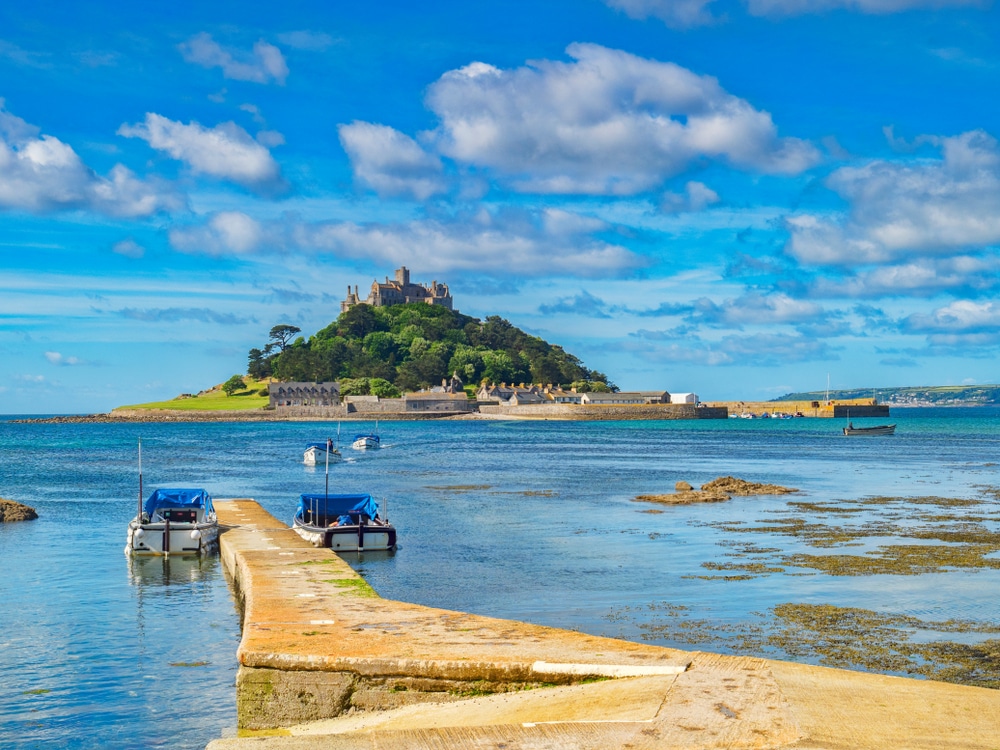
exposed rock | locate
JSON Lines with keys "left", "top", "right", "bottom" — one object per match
{"left": 700, "top": 476, "right": 798, "bottom": 496}
{"left": 633, "top": 476, "right": 798, "bottom": 507}
{"left": 0, "top": 498, "right": 38, "bottom": 522}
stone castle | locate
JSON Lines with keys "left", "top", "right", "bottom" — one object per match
{"left": 341, "top": 266, "right": 453, "bottom": 313}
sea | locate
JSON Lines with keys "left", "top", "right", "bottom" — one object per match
{"left": 1, "top": 407, "right": 999, "bottom": 748}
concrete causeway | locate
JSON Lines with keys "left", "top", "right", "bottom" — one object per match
{"left": 208, "top": 499, "right": 1000, "bottom": 749}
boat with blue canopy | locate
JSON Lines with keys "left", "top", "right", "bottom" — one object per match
{"left": 351, "top": 420, "right": 380, "bottom": 450}
{"left": 126, "top": 488, "right": 219, "bottom": 556}
{"left": 292, "top": 492, "right": 396, "bottom": 551}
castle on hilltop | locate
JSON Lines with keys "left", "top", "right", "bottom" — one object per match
{"left": 341, "top": 266, "right": 454, "bottom": 314}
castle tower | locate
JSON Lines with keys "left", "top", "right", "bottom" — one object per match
{"left": 395, "top": 266, "right": 410, "bottom": 286}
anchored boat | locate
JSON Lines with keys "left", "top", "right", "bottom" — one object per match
{"left": 292, "top": 493, "right": 397, "bottom": 551}
{"left": 351, "top": 420, "right": 380, "bottom": 450}
{"left": 303, "top": 441, "right": 341, "bottom": 465}
{"left": 843, "top": 422, "right": 896, "bottom": 436}
{"left": 126, "top": 488, "right": 219, "bottom": 555}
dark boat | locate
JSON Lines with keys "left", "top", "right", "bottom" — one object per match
{"left": 843, "top": 422, "right": 896, "bottom": 436}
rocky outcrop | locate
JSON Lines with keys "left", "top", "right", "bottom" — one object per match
{"left": 634, "top": 476, "right": 798, "bottom": 506}
{"left": 0, "top": 498, "right": 38, "bottom": 522}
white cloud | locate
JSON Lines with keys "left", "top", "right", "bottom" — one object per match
{"left": 167, "top": 208, "right": 644, "bottom": 277}
{"left": 118, "top": 113, "right": 283, "bottom": 190}
{"left": 169, "top": 211, "right": 268, "bottom": 256}
{"left": 338, "top": 122, "right": 447, "bottom": 200}
{"left": 747, "top": 0, "right": 985, "bottom": 15}
{"left": 810, "top": 255, "right": 1000, "bottom": 298}
{"left": 604, "top": 0, "right": 718, "bottom": 27}
{"left": 787, "top": 130, "right": 1000, "bottom": 266}
{"left": 179, "top": 33, "right": 288, "bottom": 85}
{"left": 45, "top": 351, "right": 81, "bottom": 366}
{"left": 903, "top": 300, "right": 1000, "bottom": 334}
{"left": 112, "top": 238, "right": 145, "bottom": 259}
{"left": 661, "top": 181, "right": 720, "bottom": 213}
{"left": 0, "top": 102, "right": 182, "bottom": 216}
{"left": 425, "top": 44, "right": 819, "bottom": 195}
{"left": 628, "top": 330, "right": 836, "bottom": 365}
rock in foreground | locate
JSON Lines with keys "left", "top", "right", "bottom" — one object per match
{"left": 0, "top": 498, "right": 38, "bottom": 522}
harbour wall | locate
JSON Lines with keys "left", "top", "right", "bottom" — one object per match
{"left": 211, "top": 500, "right": 1000, "bottom": 750}
{"left": 705, "top": 399, "right": 890, "bottom": 418}
{"left": 477, "top": 403, "right": 729, "bottom": 419}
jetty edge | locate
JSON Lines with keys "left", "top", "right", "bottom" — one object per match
{"left": 208, "top": 500, "right": 1000, "bottom": 750}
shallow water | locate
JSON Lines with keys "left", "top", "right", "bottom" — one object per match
{"left": 1, "top": 408, "right": 998, "bottom": 747}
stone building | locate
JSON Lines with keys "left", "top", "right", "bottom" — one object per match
{"left": 269, "top": 382, "right": 340, "bottom": 409}
{"left": 341, "top": 266, "right": 453, "bottom": 313}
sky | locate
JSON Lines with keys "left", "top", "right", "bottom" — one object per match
{"left": 1, "top": 0, "right": 999, "bottom": 413}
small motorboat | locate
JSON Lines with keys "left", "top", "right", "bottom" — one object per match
{"left": 126, "top": 488, "right": 219, "bottom": 556}
{"left": 292, "top": 493, "right": 397, "bottom": 552}
{"left": 351, "top": 433, "right": 381, "bottom": 450}
{"left": 843, "top": 422, "right": 896, "bottom": 436}
{"left": 304, "top": 441, "right": 341, "bottom": 465}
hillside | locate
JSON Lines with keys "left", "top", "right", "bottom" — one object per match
{"left": 775, "top": 385, "right": 1000, "bottom": 407}
{"left": 248, "top": 303, "right": 614, "bottom": 394}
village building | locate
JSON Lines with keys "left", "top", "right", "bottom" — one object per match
{"left": 670, "top": 392, "right": 699, "bottom": 405}
{"left": 269, "top": 382, "right": 340, "bottom": 409}
{"left": 341, "top": 266, "right": 453, "bottom": 313}
{"left": 580, "top": 391, "right": 670, "bottom": 405}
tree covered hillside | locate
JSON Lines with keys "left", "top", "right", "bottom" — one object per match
{"left": 248, "top": 303, "right": 613, "bottom": 393}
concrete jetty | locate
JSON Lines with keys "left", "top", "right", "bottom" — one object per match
{"left": 209, "top": 500, "right": 1000, "bottom": 749}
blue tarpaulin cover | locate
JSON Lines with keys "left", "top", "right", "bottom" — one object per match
{"left": 297, "top": 493, "right": 379, "bottom": 524}
{"left": 306, "top": 442, "right": 335, "bottom": 451}
{"left": 143, "top": 488, "right": 213, "bottom": 518}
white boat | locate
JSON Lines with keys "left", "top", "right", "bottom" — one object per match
{"left": 303, "top": 441, "right": 341, "bottom": 465}
{"left": 292, "top": 493, "right": 397, "bottom": 552}
{"left": 351, "top": 421, "right": 381, "bottom": 450}
{"left": 126, "top": 488, "right": 219, "bottom": 556}
{"left": 351, "top": 433, "right": 380, "bottom": 450}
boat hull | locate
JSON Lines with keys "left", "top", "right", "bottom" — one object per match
{"left": 351, "top": 437, "right": 379, "bottom": 450}
{"left": 304, "top": 446, "right": 341, "bottom": 465}
{"left": 292, "top": 518, "right": 396, "bottom": 552}
{"left": 843, "top": 424, "right": 896, "bottom": 436}
{"left": 126, "top": 518, "right": 219, "bottom": 555}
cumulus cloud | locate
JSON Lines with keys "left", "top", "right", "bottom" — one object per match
{"left": 169, "top": 211, "right": 269, "bottom": 256}
{"left": 810, "top": 255, "right": 1000, "bottom": 299}
{"left": 666, "top": 291, "right": 827, "bottom": 328}
{"left": 787, "top": 130, "right": 1000, "bottom": 266}
{"left": 112, "top": 238, "right": 145, "bottom": 258}
{"left": 604, "top": 0, "right": 719, "bottom": 27}
{"left": 424, "top": 44, "right": 819, "bottom": 195}
{"left": 0, "top": 101, "right": 183, "bottom": 216}
{"left": 338, "top": 122, "right": 447, "bottom": 200}
{"left": 45, "top": 351, "right": 82, "bottom": 366}
{"left": 118, "top": 113, "right": 283, "bottom": 190}
{"left": 902, "top": 300, "right": 1000, "bottom": 334}
{"left": 168, "top": 207, "right": 644, "bottom": 277}
{"left": 661, "top": 181, "right": 720, "bottom": 213}
{"left": 179, "top": 33, "right": 288, "bottom": 85}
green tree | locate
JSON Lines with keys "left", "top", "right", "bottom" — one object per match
{"left": 268, "top": 325, "right": 301, "bottom": 352}
{"left": 222, "top": 374, "right": 246, "bottom": 396}
{"left": 370, "top": 378, "right": 401, "bottom": 398}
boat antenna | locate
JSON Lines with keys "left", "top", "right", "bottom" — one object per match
{"left": 325, "top": 439, "right": 330, "bottom": 499}
{"left": 137, "top": 437, "right": 143, "bottom": 523}
{"left": 337, "top": 421, "right": 341, "bottom": 449}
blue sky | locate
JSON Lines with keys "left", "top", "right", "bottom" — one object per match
{"left": 1, "top": 0, "right": 999, "bottom": 413}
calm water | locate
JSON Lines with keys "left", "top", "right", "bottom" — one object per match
{"left": 1, "top": 408, "right": 999, "bottom": 747}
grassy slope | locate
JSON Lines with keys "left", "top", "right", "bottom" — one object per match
{"left": 118, "top": 378, "right": 270, "bottom": 411}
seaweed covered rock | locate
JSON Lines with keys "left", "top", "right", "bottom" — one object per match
{"left": 633, "top": 476, "right": 798, "bottom": 507}
{"left": 701, "top": 476, "right": 798, "bottom": 496}
{"left": 0, "top": 498, "right": 38, "bottom": 522}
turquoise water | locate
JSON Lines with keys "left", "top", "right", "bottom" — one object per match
{"left": 1, "top": 408, "right": 999, "bottom": 747}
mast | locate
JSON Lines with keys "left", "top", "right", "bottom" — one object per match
{"left": 137, "top": 438, "right": 143, "bottom": 523}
